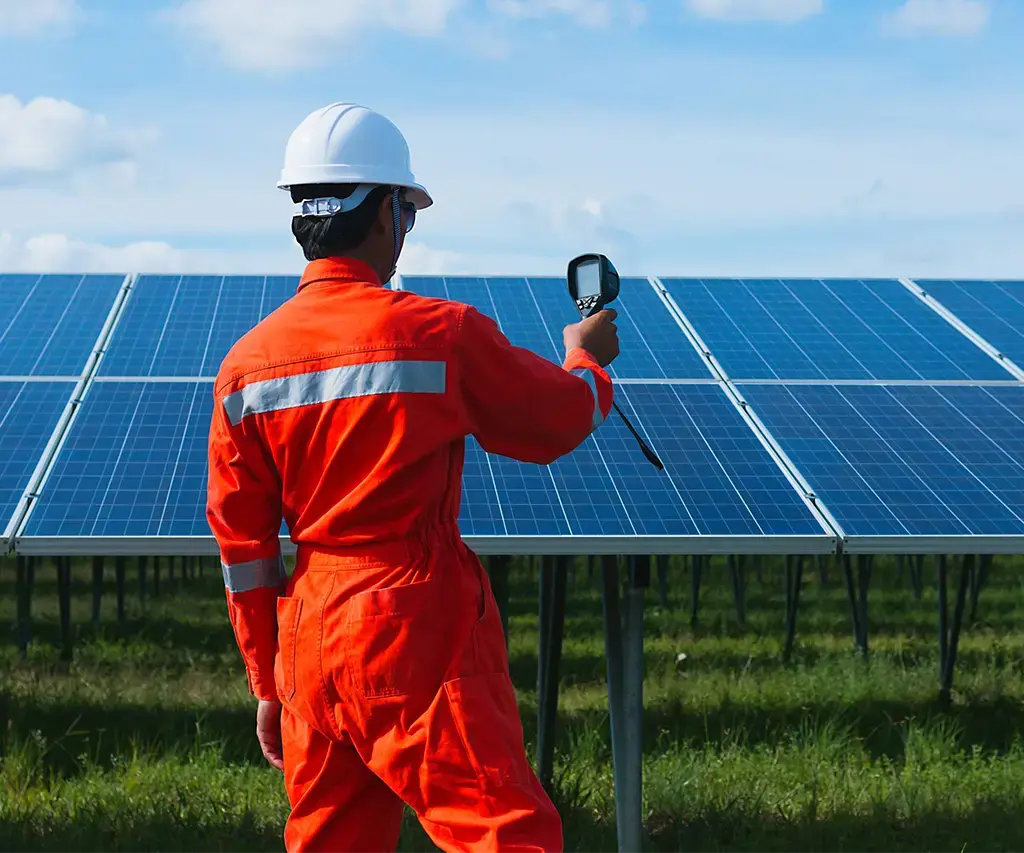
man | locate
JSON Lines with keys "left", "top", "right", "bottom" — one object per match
{"left": 207, "top": 102, "right": 620, "bottom": 852}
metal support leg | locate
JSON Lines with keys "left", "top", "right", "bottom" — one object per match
{"left": 910, "top": 555, "right": 924, "bottom": 600}
{"left": 970, "top": 554, "right": 991, "bottom": 622}
{"left": 656, "top": 555, "right": 669, "bottom": 608}
{"left": 730, "top": 554, "right": 746, "bottom": 627}
{"left": 690, "top": 555, "right": 702, "bottom": 627}
{"left": 489, "top": 555, "right": 510, "bottom": 649}
{"left": 938, "top": 555, "right": 948, "bottom": 676}
{"left": 817, "top": 554, "right": 828, "bottom": 587}
{"left": 138, "top": 557, "right": 148, "bottom": 610}
{"left": 842, "top": 554, "right": 862, "bottom": 652}
{"left": 537, "top": 555, "right": 567, "bottom": 791}
{"left": 940, "top": 555, "right": 972, "bottom": 705}
{"left": 783, "top": 555, "right": 803, "bottom": 663}
{"left": 600, "top": 556, "right": 627, "bottom": 851}
{"left": 57, "top": 557, "right": 73, "bottom": 662}
{"left": 15, "top": 555, "right": 32, "bottom": 659}
{"left": 115, "top": 556, "right": 126, "bottom": 622}
{"left": 91, "top": 556, "right": 104, "bottom": 626}
{"left": 857, "top": 555, "right": 872, "bottom": 657}
{"left": 620, "top": 555, "right": 648, "bottom": 852}
{"left": 843, "top": 555, "right": 872, "bottom": 656}
{"left": 896, "top": 555, "right": 905, "bottom": 586}
{"left": 153, "top": 556, "right": 161, "bottom": 597}
{"left": 537, "top": 556, "right": 552, "bottom": 702}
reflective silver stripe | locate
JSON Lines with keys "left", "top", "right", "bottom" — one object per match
{"left": 571, "top": 368, "right": 606, "bottom": 431}
{"left": 222, "top": 555, "right": 287, "bottom": 593}
{"left": 222, "top": 360, "right": 447, "bottom": 426}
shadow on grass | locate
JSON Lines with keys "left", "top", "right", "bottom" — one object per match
{"left": 551, "top": 693, "right": 1024, "bottom": 765}
{"left": 2, "top": 796, "right": 1024, "bottom": 852}
{"left": 0, "top": 695, "right": 265, "bottom": 777}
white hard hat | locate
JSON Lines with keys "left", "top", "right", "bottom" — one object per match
{"left": 277, "top": 103, "right": 433, "bottom": 211}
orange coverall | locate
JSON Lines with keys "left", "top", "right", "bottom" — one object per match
{"left": 207, "top": 257, "right": 614, "bottom": 852}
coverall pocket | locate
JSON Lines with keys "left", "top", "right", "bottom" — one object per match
{"left": 275, "top": 596, "right": 303, "bottom": 702}
{"left": 443, "top": 672, "right": 532, "bottom": 790}
{"left": 343, "top": 580, "right": 448, "bottom": 699}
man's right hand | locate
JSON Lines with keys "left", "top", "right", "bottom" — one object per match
{"left": 563, "top": 309, "right": 620, "bottom": 367}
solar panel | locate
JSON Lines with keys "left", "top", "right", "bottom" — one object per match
{"left": 660, "top": 277, "right": 1011, "bottom": 381}
{"left": 20, "top": 381, "right": 216, "bottom": 540}
{"left": 17, "top": 379, "right": 832, "bottom": 554}
{"left": 914, "top": 280, "right": 1024, "bottom": 373}
{"left": 739, "top": 383, "right": 1024, "bottom": 548}
{"left": 401, "top": 276, "right": 712, "bottom": 379}
{"left": 0, "top": 274, "right": 124, "bottom": 377}
{"left": 97, "top": 275, "right": 299, "bottom": 378}
{"left": 0, "top": 381, "right": 77, "bottom": 546}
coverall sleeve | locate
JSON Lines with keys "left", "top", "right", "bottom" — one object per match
{"left": 206, "top": 386, "right": 285, "bottom": 702}
{"left": 456, "top": 304, "right": 614, "bottom": 464}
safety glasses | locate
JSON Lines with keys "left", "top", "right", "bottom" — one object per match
{"left": 399, "top": 198, "right": 416, "bottom": 234}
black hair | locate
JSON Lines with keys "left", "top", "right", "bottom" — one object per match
{"left": 289, "top": 183, "right": 393, "bottom": 261}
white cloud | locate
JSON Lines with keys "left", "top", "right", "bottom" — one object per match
{"left": 166, "top": 0, "right": 465, "bottom": 71}
{"left": 686, "top": 0, "right": 824, "bottom": 22}
{"left": 0, "top": 231, "right": 482, "bottom": 277}
{"left": 0, "top": 95, "right": 147, "bottom": 186}
{"left": 0, "top": 0, "right": 77, "bottom": 36}
{"left": 487, "top": 0, "right": 611, "bottom": 27}
{"left": 881, "top": 0, "right": 989, "bottom": 37}
{"left": 166, "top": 0, "right": 649, "bottom": 69}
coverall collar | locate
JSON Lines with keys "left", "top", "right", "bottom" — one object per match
{"left": 298, "top": 257, "right": 383, "bottom": 293}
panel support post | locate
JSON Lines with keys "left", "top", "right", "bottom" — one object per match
{"left": 600, "top": 556, "right": 630, "bottom": 853}
{"left": 620, "top": 554, "right": 648, "bottom": 853}
{"left": 730, "top": 555, "right": 746, "bottom": 628}
{"left": 911, "top": 555, "right": 924, "bottom": 600}
{"left": 115, "top": 556, "right": 126, "bottom": 623}
{"left": 91, "top": 556, "right": 104, "bottom": 626}
{"left": 843, "top": 555, "right": 872, "bottom": 656}
{"left": 970, "top": 555, "right": 991, "bottom": 622}
{"left": 138, "top": 557, "right": 148, "bottom": 611}
{"left": 536, "top": 555, "right": 567, "bottom": 792}
{"left": 690, "top": 555, "right": 702, "bottom": 627}
{"left": 57, "top": 557, "right": 72, "bottom": 662}
{"left": 153, "top": 556, "right": 161, "bottom": 598}
{"left": 939, "top": 555, "right": 972, "bottom": 706}
{"left": 783, "top": 555, "right": 803, "bottom": 663}
{"left": 15, "top": 555, "right": 32, "bottom": 659}
{"left": 656, "top": 555, "right": 669, "bottom": 608}
{"left": 488, "top": 555, "right": 510, "bottom": 649}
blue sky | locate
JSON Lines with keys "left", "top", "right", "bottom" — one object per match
{"left": 0, "top": 0, "right": 1022, "bottom": 278}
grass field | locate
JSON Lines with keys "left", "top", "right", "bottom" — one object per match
{"left": 3, "top": 554, "right": 1024, "bottom": 852}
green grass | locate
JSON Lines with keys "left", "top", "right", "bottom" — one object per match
{"left": 3, "top": 555, "right": 1024, "bottom": 851}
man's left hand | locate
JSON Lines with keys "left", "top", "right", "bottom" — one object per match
{"left": 256, "top": 698, "right": 285, "bottom": 772}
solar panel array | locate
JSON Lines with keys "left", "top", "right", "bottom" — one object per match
{"left": 4, "top": 272, "right": 1024, "bottom": 556}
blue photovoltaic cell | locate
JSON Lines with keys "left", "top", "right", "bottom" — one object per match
{"left": 401, "top": 276, "right": 711, "bottom": 379}
{"left": 916, "top": 280, "right": 1024, "bottom": 370}
{"left": 0, "top": 381, "right": 75, "bottom": 536}
{"left": 98, "top": 275, "right": 299, "bottom": 377}
{"left": 740, "top": 383, "right": 1024, "bottom": 538}
{"left": 0, "top": 274, "right": 124, "bottom": 376}
{"left": 661, "top": 277, "right": 1010, "bottom": 381}
{"left": 455, "top": 383, "right": 824, "bottom": 538}
{"left": 23, "top": 382, "right": 217, "bottom": 538}
{"left": 28, "top": 380, "right": 824, "bottom": 542}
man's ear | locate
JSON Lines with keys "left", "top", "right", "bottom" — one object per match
{"left": 373, "top": 193, "right": 393, "bottom": 235}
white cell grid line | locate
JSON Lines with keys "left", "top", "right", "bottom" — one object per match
{"left": 901, "top": 278, "right": 1024, "bottom": 381}
{"left": 747, "top": 384, "right": 1024, "bottom": 537}
{"left": 649, "top": 276, "right": 844, "bottom": 541}
{"left": 892, "top": 386, "right": 1024, "bottom": 528}
{"left": 6, "top": 274, "right": 135, "bottom": 552}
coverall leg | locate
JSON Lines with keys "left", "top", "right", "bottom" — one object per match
{"left": 275, "top": 531, "right": 563, "bottom": 852}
